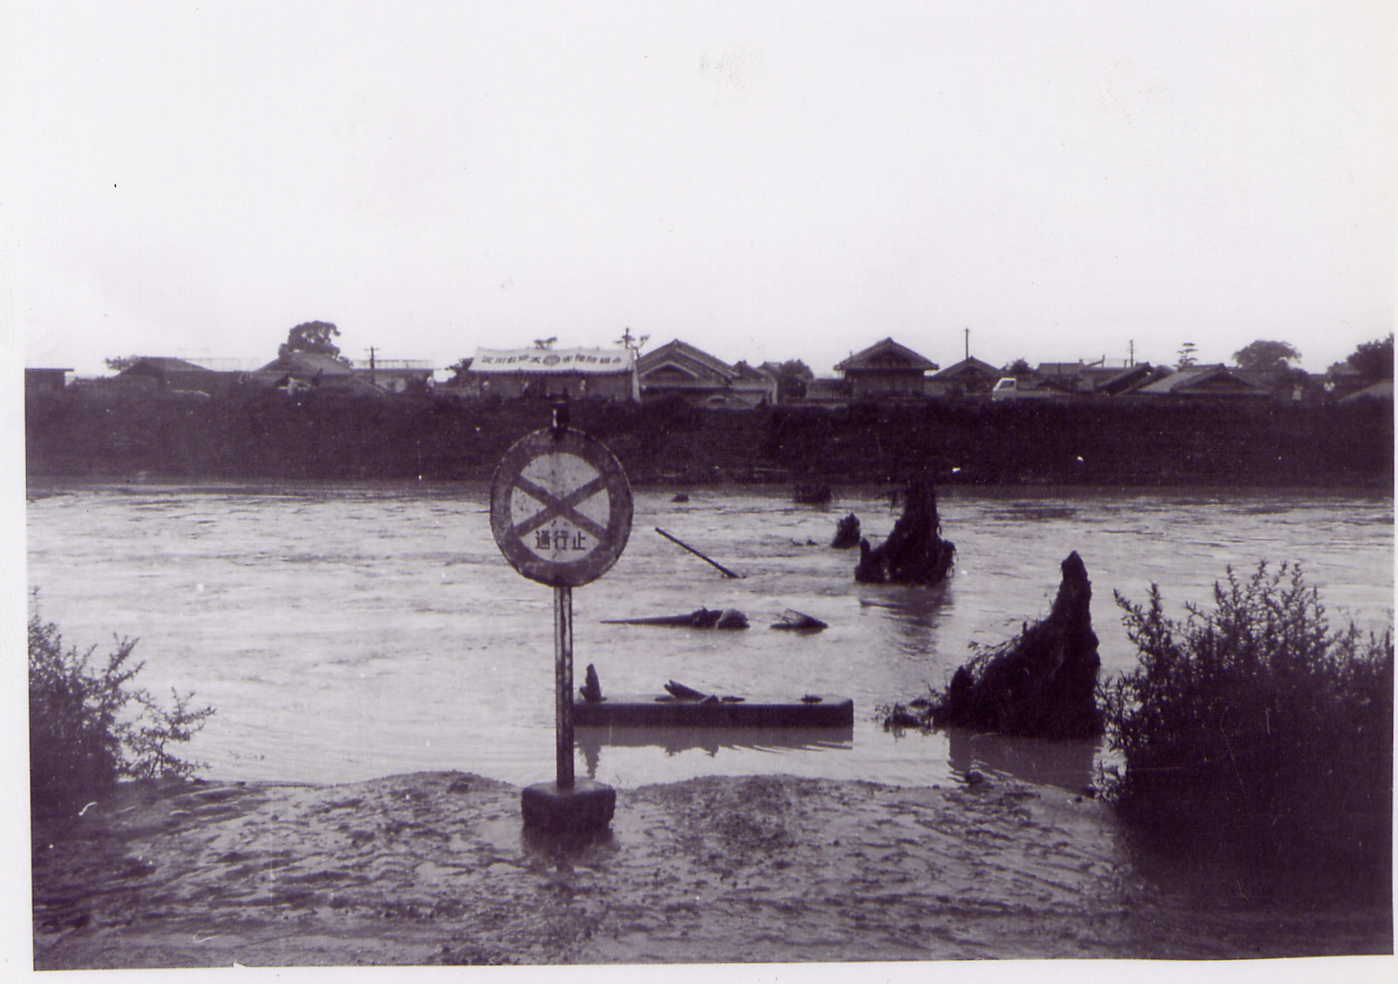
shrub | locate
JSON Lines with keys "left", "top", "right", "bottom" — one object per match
{"left": 1101, "top": 563, "right": 1392, "bottom": 893}
{"left": 28, "top": 595, "right": 216, "bottom": 815}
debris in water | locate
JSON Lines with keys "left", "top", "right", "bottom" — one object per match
{"left": 854, "top": 476, "right": 955, "bottom": 585}
{"left": 602, "top": 608, "right": 749, "bottom": 629}
{"left": 580, "top": 664, "right": 604, "bottom": 703}
{"left": 831, "top": 513, "right": 861, "bottom": 549}
{"left": 925, "top": 551, "right": 1103, "bottom": 739}
{"left": 771, "top": 609, "right": 828, "bottom": 632}
{"left": 654, "top": 527, "right": 745, "bottom": 579}
{"left": 664, "top": 680, "right": 708, "bottom": 700}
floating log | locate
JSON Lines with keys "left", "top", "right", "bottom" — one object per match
{"left": 671, "top": 493, "right": 690, "bottom": 503}
{"left": 928, "top": 551, "right": 1102, "bottom": 739}
{"left": 575, "top": 693, "right": 855, "bottom": 727}
{"left": 714, "top": 609, "right": 749, "bottom": 629}
{"left": 854, "top": 476, "right": 955, "bottom": 584}
{"left": 831, "top": 513, "right": 861, "bottom": 549}
{"left": 770, "top": 609, "right": 828, "bottom": 632}
{"left": 664, "top": 680, "right": 708, "bottom": 700}
{"left": 655, "top": 527, "right": 744, "bottom": 579}
{"left": 601, "top": 608, "right": 748, "bottom": 629}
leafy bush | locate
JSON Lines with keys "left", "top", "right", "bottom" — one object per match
{"left": 28, "top": 596, "right": 215, "bottom": 814}
{"left": 1102, "top": 563, "right": 1392, "bottom": 891}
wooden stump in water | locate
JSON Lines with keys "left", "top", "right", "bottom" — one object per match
{"left": 931, "top": 551, "right": 1103, "bottom": 739}
{"left": 831, "top": 513, "right": 861, "bottom": 549}
{"left": 580, "top": 664, "right": 604, "bottom": 703}
{"left": 853, "top": 478, "right": 955, "bottom": 584}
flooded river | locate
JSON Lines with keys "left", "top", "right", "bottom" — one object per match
{"left": 25, "top": 480, "right": 1393, "bottom": 792}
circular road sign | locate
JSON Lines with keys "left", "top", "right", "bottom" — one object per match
{"left": 490, "top": 427, "right": 633, "bottom": 587}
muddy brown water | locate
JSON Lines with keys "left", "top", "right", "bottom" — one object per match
{"left": 25, "top": 480, "right": 1393, "bottom": 792}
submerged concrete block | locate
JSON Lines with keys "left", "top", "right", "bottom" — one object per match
{"left": 520, "top": 779, "right": 616, "bottom": 832}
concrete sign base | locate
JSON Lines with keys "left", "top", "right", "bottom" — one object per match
{"left": 521, "top": 779, "right": 617, "bottom": 833}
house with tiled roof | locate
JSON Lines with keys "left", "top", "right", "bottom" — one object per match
{"left": 1131, "top": 365, "right": 1269, "bottom": 398}
{"left": 1033, "top": 361, "right": 1160, "bottom": 396}
{"left": 637, "top": 339, "right": 776, "bottom": 408}
{"left": 256, "top": 351, "right": 354, "bottom": 379}
{"left": 252, "top": 351, "right": 389, "bottom": 397}
{"left": 113, "top": 357, "right": 243, "bottom": 397}
{"left": 833, "top": 338, "right": 939, "bottom": 400}
{"left": 924, "top": 356, "right": 1000, "bottom": 398}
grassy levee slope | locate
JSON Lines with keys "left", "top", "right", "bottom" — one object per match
{"left": 25, "top": 389, "right": 1394, "bottom": 488}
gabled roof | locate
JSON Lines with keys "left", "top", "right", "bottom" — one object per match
{"left": 1093, "top": 364, "right": 1159, "bottom": 395}
{"left": 928, "top": 356, "right": 999, "bottom": 381}
{"left": 1134, "top": 365, "right": 1264, "bottom": 395}
{"left": 835, "top": 337, "right": 938, "bottom": 373}
{"left": 256, "top": 351, "right": 354, "bottom": 376}
{"left": 637, "top": 339, "right": 739, "bottom": 384}
{"left": 1035, "top": 361, "right": 1099, "bottom": 376}
{"left": 120, "top": 357, "right": 214, "bottom": 374}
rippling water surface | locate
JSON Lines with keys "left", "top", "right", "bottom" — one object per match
{"left": 25, "top": 480, "right": 1393, "bottom": 792}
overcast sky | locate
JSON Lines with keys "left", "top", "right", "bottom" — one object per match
{"left": 9, "top": 1, "right": 1395, "bottom": 377}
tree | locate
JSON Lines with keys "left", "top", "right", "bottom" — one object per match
{"left": 768, "top": 359, "right": 814, "bottom": 401}
{"left": 29, "top": 594, "right": 215, "bottom": 814}
{"left": 278, "top": 321, "right": 349, "bottom": 364}
{"left": 1177, "top": 342, "right": 1199, "bottom": 369}
{"left": 1232, "top": 339, "right": 1301, "bottom": 372}
{"left": 1344, "top": 333, "right": 1393, "bottom": 380}
{"left": 447, "top": 357, "right": 473, "bottom": 384}
{"left": 1004, "top": 358, "right": 1033, "bottom": 378}
{"left": 104, "top": 354, "right": 142, "bottom": 373}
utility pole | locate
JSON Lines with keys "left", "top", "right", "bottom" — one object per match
{"left": 963, "top": 328, "right": 970, "bottom": 361}
{"left": 1129, "top": 339, "right": 1135, "bottom": 367}
{"left": 366, "top": 346, "right": 377, "bottom": 387}
{"left": 618, "top": 326, "right": 648, "bottom": 354}
{"left": 617, "top": 326, "right": 649, "bottom": 403}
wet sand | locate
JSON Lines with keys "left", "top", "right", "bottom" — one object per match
{"left": 30, "top": 771, "right": 1391, "bottom": 968}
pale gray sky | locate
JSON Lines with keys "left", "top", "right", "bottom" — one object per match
{"left": 9, "top": 1, "right": 1396, "bottom": 377}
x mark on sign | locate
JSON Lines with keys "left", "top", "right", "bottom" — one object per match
{"left": 511, "top": 473, "right": 611, "bottom": 544}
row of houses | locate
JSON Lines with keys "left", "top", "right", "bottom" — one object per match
{"left": 26, "top": 336, "right": 1392, "bottom": 406}
{"left": 445, "top": 337, "right": 1143, "bottom": 406}
{"left": 456, "top": 335, "right": 1389, "bottom": 405}
{"left": 27, "top": 352, "right": 436, "bottom": 400}
{"left": 449, "top": 340, "right": 779, "bottom": 407}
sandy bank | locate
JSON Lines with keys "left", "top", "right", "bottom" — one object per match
{"left": 30, "top": 771, "right": 1390, "bottom": 968}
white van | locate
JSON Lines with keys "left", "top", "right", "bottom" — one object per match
{"left": 990, "top": 377, "right": 1054, "bottom": 401}
{"left": 990, "top": 377, "right": 1020, "bottom": 401}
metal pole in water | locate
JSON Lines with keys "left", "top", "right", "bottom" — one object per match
{"left": 554, "top": 584, "right": 575, "bottom": 789}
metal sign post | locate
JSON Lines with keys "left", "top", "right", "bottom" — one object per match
{"left": 554, "top": 584, "right": 574, "bottom": 789}
{"left": 490, "top": 403, "right": 632, "bottom": 830}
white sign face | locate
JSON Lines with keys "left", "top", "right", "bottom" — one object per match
{"left": 490, "top": 427, "right": 633, "bottom": 587}
{"left": 509, "top": 452, "right": 610, "bottom": 564}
